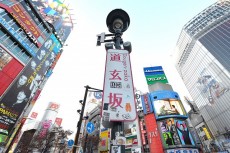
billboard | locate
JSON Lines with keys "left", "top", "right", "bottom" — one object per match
{"left": 143, "top": 66, "right": 168, "bottom": 85}
{"left": 144, "top": 113, "right": 164, "bottom": 153}
{"left": 102, "top": 49, "right": 136, "bottom": 122}
{"left": 10, "top": 3, "right": 44, "bottom": 47}
{"left": 158, "top": 118, "right": 195, "bottom": 149}
{"left": 31, "top": 0, "right": 73, "bottom": 42}
{"left": 0, "top": 34, "right": 59, "bottom": 140}
{"left": 149, "top": 91, "right": 187, "bottom": 119}
{"left": 141, "top": 93, "right": 153, "bottom": 114}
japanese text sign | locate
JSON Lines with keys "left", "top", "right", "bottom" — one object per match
{"left": 102, "top": 49, "right": 136, "bottom": 121}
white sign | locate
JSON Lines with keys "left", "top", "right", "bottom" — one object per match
{"left": 111, "top": 146, "right": 121, "bottom": 153}
{"left": 167, "top": 148, "right": 199, "bottom": 153}
{"left": 102, "top": 49, "right": 137, "bottom": 121}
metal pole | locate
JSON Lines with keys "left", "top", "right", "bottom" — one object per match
{"left": 72, "top": 85, "right": 89, "bottom": 153}
{"left": 110, "top": 30, "right": 125, "bottom": 153}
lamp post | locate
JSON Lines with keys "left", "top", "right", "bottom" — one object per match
{"left": 97, "top": 9, "right": 132, "bottom": 153}
{"left": 72, "top": 85, "right": 102, "bottom": 153}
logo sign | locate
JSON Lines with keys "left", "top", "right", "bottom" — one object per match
{"left": 143, "top": 66, "right": 168, "bottom": 85}
{"left": 86, "top": 122, "right": 95, "bottom": 134}
{"left": 167, "top": 148, "right": 199, "bottom": 153}
{"left": 67, "top": 139, "right": 74, "bottom": 147}
{"left": 102, "top": 49, "right": 136, "bottom": 121}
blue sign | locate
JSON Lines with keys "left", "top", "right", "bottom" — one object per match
{"left": 67, "top": 139, "right": 74, "bottom": 147}
{"left": 94, "top": 91, "right": 102, "bottom": 99}
{"left": 86, "top": 122, "right": 95, "bottom": 134}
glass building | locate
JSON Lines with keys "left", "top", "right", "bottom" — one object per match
{"left": 172, "top": 0, "right": 230, "bottom": 152}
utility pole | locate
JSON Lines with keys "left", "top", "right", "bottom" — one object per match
{"left": 72, "top": 85, "right": 102, "bottom": 153}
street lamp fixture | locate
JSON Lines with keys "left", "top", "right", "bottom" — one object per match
{"left": 77, "top": 109, "right": 81, "bottom": 114}
{"left": 106, "top": 9, "right": 130, "bottom": 33}
{"left": 97, "top": 9, "right": 132, "bottom": 53}
{"left": 79, "top": 100, "right": 83, "bottom": 105}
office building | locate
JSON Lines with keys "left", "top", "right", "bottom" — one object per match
{"left": 173, "top": 1, "right": 230, "bottom": 152}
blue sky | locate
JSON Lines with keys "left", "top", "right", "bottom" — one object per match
{"left": 30, "top": 0, "right": 217, "bottom": 135}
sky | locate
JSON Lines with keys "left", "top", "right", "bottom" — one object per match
{"left": 30, "top": 0, "right": 217, "bottom": 136}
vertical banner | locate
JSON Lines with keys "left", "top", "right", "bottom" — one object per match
{"left": 144, "top": 114, "right": 164, "bottom": 153}
{"left": 102, "top": 49, "right": 136, "bottom": 121}
{"left": 141, "top": 93, "right": 153, "bottom": 114}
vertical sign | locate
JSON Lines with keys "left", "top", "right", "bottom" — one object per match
{"left": 144, "top": 114, "right": 164, "bottom": 153}
{"left": 102, "top": 49, "right": 136, "bottom": 121}
{"left": 141, "top": 93, "right": 153, "bottom": 114}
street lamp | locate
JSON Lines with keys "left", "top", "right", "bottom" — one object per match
{"left": 97, "top": 9, "right": 132, "bottom": 53}
{"left": 97, "top": 9, "right": 131, "bottom": 153}
{"left": 72, "top": 85, "right": 102, "bottom": 153}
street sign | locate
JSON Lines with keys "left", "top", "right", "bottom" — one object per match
{"left": 94, "top": 91, "right": 102, "bottom": 99}
{"left": 102, "top": 49, "right": 137, "bottom": 121}
{"left": 67, "top": 139, "right": 74, "bottom": 147}
{"left": 86, "top": 122, "right": 95, "bottom": 134}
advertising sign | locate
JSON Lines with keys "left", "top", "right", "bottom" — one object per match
{"left": 99, "top": 130, "right": 109, "bottom": 151}
{"left": 141, "top": 93, "right": 153, "bottom": 114}
{"left": 10, "top": 3, "right": 44, "bottom": 47}
{"left": 139, "top": 121, "right": 146, "bottom": 145}
{"left": 143, "top": 66, "right": 168, "bottom": 85}
{"left": 102, "top": 49, "right": 136, "bottom": 121}
{"left": 158, "top": 118, "right": 181, "bottom": 148}
{"left": 196, "top": 64, "right": 229, "bottom": 105}
{"left": 166, "top": 148, "right": 199, "bottom": 153}
{"left": 0, "top": 34, "right": 59, "bottom": 140}
{"left": 55, "top": 117, "right": 62, "bottom": 127}
{"left": 153, "top": 99, "right": 187, "bottom": 119}
{"left": 31, "top": 0, "right": 73, "bottom": 43}
{"left": 175, "top": 120, "right": 195, "bottom": 146}
{"left": 144, "top": 114, "right": 164, "bottom": 153}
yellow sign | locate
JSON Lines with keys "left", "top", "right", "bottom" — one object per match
{"left": 203, "top": 127, "right": 212, "bottom": 140}
{"left": 100, "top": 130, "right": 109, "bottom": 151}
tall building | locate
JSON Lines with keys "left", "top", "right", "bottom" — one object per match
{"left": 173, "top": 0, "right": 230, "bottom": 152}
{"left": 0, "top": 0, "right": 73, "bottom": 149}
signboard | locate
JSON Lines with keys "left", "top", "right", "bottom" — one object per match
{"left": 111, "top": 146, "right": 121, "bottom": 153}
{"left": 144, "top": 114, "right": 164, "bottom": 153}
{"left": 0, "top": 34, "right": 59, "bottom": 140}
{"left": 143, "top": 66, "right": 168, "bottom": 85}
{"left": 86, "top": 122, "right": 95, "bottom": 134}
{"left": 55, "top": 117, "right": 63, "bottom": 127}
{"left": 67, "top": 139, "right": 74, "bottom": 147}
{"left": 166, "top": 148, "right": 199, "bottom": 153}
{"left": 139, "top": 121, "right": 146, "bottom": 145}
{"left": 99, "top": 130, "right": 109, "bottom": 151}
{"left": 141, "top": 93, "right": 153, "bottom": 114}
{"left": 153, "top": 99, "right": 187, "bottom": 119}
{"left": 102, "top": 49, "right": 136, "bottom": 121}
{"left": 10, "top": 3, "right": 43, "bottom": 47}
{"left": 150, "top": 90, "right": 187, "bottom": 119}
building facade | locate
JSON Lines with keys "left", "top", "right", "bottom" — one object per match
{"left": 173, "top": 0, "right": 230, "bottom": 152}
{"left": 0, "top": 0, "right": 73, "bottom": 149}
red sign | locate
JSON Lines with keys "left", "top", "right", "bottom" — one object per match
{"left": 10, "top": 4, "right": 43, "bottom": 47}
{"left": 139, "top": 121, "right": 146, "bottom": 145}
{"left": 144, "top": 94, "right": 150, "bottom": 113}
{"left": 144, "top": 114, "right": 164, "bottom": 153}
{"left": 30, "top": 112, "right": 38, "bottom": 119}
{"left": 55, "top": 118, "right": 62, "bottom": 127}
{"left": 49, "top": 103, "right": 59, "bottom": 110}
